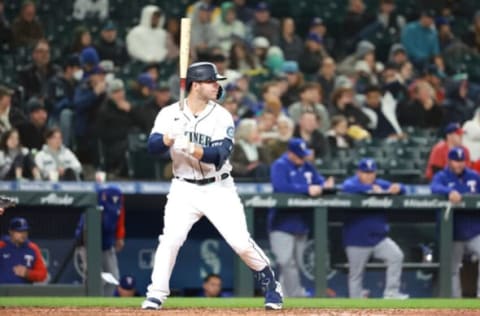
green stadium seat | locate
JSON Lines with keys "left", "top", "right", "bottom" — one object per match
{"left": 126, "top": 133, "right": 169, "bottom": 180}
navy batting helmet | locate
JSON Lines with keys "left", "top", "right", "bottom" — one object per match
{"left": 186, "top": 62, "right": 226, "bottom": 92}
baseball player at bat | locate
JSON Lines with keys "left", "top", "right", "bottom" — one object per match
{"left": 141, "top": 62, "right": 283, "bottom": 310}
{"left": 430, "top": 147, "right": 480, "bottom": 297}
{"left": 341, "top": 158, "right": 409, "bottom": 299}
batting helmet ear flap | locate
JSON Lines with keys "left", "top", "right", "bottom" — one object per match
{"left": 217, "top": 85, "right": 224, "bottom": 100}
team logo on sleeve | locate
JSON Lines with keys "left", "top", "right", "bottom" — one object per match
{"left": 227, "top": 126, "right": 235, "bottom": 139}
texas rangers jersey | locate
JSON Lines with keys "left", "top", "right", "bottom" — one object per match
{"left": 150, "top": 100, "right": 235, "bottom": 179}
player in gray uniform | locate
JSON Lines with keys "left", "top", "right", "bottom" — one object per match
{"left": 141, "top": 62, "right": 283, "bottom": 310}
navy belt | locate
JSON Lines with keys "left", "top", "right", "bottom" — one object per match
{"left": 176, "top": 173, "right": 229, "bottom": 185}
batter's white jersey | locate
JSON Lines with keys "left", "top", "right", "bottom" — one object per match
{"left": 150, "top": 100, "right": 235, "bottom": 179}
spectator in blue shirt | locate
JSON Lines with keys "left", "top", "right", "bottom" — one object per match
{"left": 269, "top": 138, "right": 334, "bottom": 297}
{"left": 341, "top": 158, "right": 408, "bottom": 299}
{"left": 401, "top": 10, "right": 439, "bottom": 68}
{"left": 430, "top": 147, "right": 480, "bottom": 297}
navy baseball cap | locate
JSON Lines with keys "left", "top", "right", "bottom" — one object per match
{"left": 255, "top": 1, "right": 269, "bottom": 11}
{"left": 137, "top": 73, "right": 156, "bottom": 90}
{"left": 444, "top": 122, "right": 464, "bottom": 135}
{"left": 288, "top": 138, "right": 312, "bottom": 158}
{"left": 119, "top": 275, "right": 136, "bottom": 290}
{"left": 306, "top": 32, "right": 323, "bottom": 44}
{"left": 80, "top": 47, "right": 100, "bottom": 66}
{"left": 448, "top": 147, "right": 466, "bottom": 161}
{"left": 358, "top": 158, "right": 377, "bottom": 172}
{"left": 9, "top": 217, "right": 29, "bottom": 231}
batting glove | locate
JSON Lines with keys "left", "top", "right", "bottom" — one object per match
{"left": 173, "top": 134, "right": 195, "bottom": 154}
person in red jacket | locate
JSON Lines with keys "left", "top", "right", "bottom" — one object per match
{"left": 425, "top": 122, "right": 471, "bottom": 180}
{"left": 0, "top": 217, "right": 47, "bottom": 283}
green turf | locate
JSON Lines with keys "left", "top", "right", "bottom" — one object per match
{"left": 1, "top": 297, "right": 480, "bottom": 309}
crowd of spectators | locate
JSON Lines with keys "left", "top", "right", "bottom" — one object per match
{"left": 0, "top": 0, "right": 480, "bottom": 182}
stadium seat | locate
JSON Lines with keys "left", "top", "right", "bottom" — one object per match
{"left": 126, "top": 133, "right": 169, "bottom": 180}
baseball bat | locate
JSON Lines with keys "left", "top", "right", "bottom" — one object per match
{"left": 179, "top": 17, "right": 191, "bottom": 111}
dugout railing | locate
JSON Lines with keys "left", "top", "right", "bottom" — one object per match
{"left": 237, "top": 194, "right": 480, "bottom": 298}
{"left": 0, "top": 189, "right": 478, "bottom": 298}
{"left": 0, "top": 190, "right": 101, "bottom": 296}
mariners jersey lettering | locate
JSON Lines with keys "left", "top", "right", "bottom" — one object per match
{"left": 151, "top": 100, "right": 234, "bottom": 178}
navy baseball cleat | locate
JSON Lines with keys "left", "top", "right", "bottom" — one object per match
{"left": 264, "top": 281, "right": 284, "bottom": 310}
{"left": 141, "top": 297, "right": 162, "bottom": 310}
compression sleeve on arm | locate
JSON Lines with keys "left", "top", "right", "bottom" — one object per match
{"left": 148, "top": 133, "right": 169, "bottom": 154}
{"left": 201, "top": 138, "right": 233, "bottom": 170}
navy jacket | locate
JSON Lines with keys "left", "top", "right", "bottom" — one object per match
{"left": 268, "top": 153, "right": 325, "bottom": 234}
{"left": 430, "top": 167, "right": 480, "bottom": 241}
{"left": 0, "top": 235, "right": 47, "bottom": 284}
{"left": 341, "top": 175, "right": 406, "bottom": 247}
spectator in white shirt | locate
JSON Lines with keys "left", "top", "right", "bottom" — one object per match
{"left": 126, "top": 5, "right": 169, "bottom": 63}
{"left": 35, "top": 127, "right": 82, "bottom": 181}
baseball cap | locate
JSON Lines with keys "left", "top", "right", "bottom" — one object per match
{"left": 311, "top": 17, "right": 324, "bottom": 27}
{"left": 102, "top": 20, "right": 117, "bottom": 31}
{"left": 287, "top": 138, "right": 312, "bottom": 158}
{"left": 80, "top": 47, "right": 100, "bottom": 66}
{"left": 107, "top": 78, "right": 124, "bottom": 94}
{"left": 358, "top": 158, "right": 377, "bottom": 172}
{"left": 255, "top": 1, "right": 269, "bottom": 11}
{"left": 63, "top": 54, "right": 81, "bottom": 68}
{"left": 137, "top": 73, "right": 156, "bottom": 90}
{"left": 252, "top": 36, "right": 270, "bottom": 49}
{"left": 306, "top": 32, "right": 323, "bottom": 44}
{"left": 27, "top": 97, "right": 46, "bottom": 113}
{"left": 282, "top": 61, "right": 299, "bottom": 74}
{"left": 0, "top": 85, "right": 14, "bottom": 98}
{"left": 444, "top": 122, "right": 464, "bottom": 135}
{"left": 448, "top": 147, "right": 466, "bottom": 161}
{"left": 9, "top": 217, "right": 29, "bottom": 232}
{"left": 119, "top": 275, "right": 136, "bottom": 290}
{"left": 155, "top": 81, "right": 170, "bottom": 91}
{"left": 99, "top": 60, "right": 115, "bottom": 73}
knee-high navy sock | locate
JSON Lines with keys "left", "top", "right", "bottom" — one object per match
{"left": 253, "top": 266, "right": 276, "bottom": 293}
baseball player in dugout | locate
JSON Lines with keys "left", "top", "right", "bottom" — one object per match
{"left": 142, "top": 62, "right": 283, "bottom": 310}
{"left": 269, "top": 137, "right": 334, "bottom": 297}
{"left": 0, "top": 217, "right": 47, "bottom": 284}
{"left": 430, "top": 147, "right": 480, "bottom": 297}
{"left": 341, "top": 158, "right": 409, "bottom": 299}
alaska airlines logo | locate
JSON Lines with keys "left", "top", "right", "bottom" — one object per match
{"left": 244, "top": 195, "right": 277, "bottom": 207}
{"left": 361, "top": 197, "right": 393, "bottom": 208}
{"left": 186, "top": 132, "right": 211, "bottom": 146}
{"left": 403, "top": 199, "right": 450, "bottom": 208}
{"left": 40, "top": 193, "right": 74, "bottom": 205}
{"left": 287, "top": 198, "right": 352, "bottom": 207}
